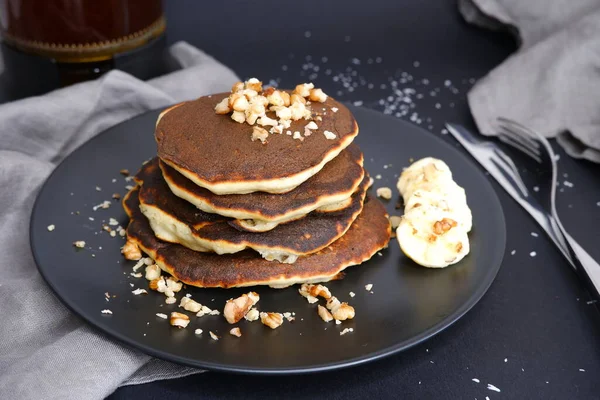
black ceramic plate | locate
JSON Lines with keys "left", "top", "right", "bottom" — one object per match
{"left": 30, "top": 106, "right": 505, "bottom": 374}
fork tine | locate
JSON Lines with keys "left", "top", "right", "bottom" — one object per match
{"left": 497, "top": 130, "right": 543, "bottom": 164}
{"left": 497, "top": 117, "right": 541, "bottom": 151}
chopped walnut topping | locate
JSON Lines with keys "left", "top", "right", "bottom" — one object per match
{"left": 305, "top": 121, "right": 318, "bottom": 130}
{"left": 332, "top": 303, "right": 355, "bottom": 321}
{"left": 223, "top": 292, "right": 260, "bottom": 324}
{"left": 270, "top": 124, "right": 284, "bottom": 135}
{"left": 257, "top": 116, "right": 278, "bottom": 127}
{"left": 165, "top": 296, "right": 176, "bottom": 304}
{"left": 231, "top": 81, "right": 244, "bottom": 93}
{"left": 230, "top": 93, "right": 250, "bottom": 112}
{"left": 229, "top": 327, "right": 242, "bottom": 337}
{"left": 290, "top": 93, "right": 306, "bottom": 105}
{"left": 292, "top": 131, "right": 304, "bottom": 141}
{"left": 245, "top": 77, "right": 262, "bottom": 92}
{"left": 266, "top": 90, "right": 285, "bottom": 106}
{"left": 244, "top": 308, "right": 260, "bottom": 321}
{"left": 309, "top": 88, "right": 328, "bottom": 102}
{"left": 275, "top": 106, "right": 292, "bottom": 120}
{"left": 214, "top": 97, "right": 231, "bottom": 114}
{"left": 73, "top": 240, "right": 86, "bottom": 249}
{"left": 376, "top": 187, "right": 393, "bottom": 200}
{"left": 180, "top": 297, "right": 202, "bottom": 313}
{"left": 281, "top": 91, "right": 291, "bottom": 106}
{"left": 251, "top": 126, "right": 269, "bottom": 144}
{"left": 242, "top": 89, "right": 259, "bottom": 100}
{"left": 323, "top": 130, "right": 337, "bottom": 140}
{"left": 389, "top": 215, "right": 402, "bottom": 229}
{"left": 300, "top": 283, "right": 332, "bottom": 299}
{"left": 231, "top": 110, "right": 246, "bottom": 123}
{"left": 293, "top": 83, "right": 314, "bottom": 97}
{"left": 145, "top": 264, "right": 161, "bottom": 281}
{"left": 260, "top": 312, "right": 284, "bottom": 329}
{"left": 331, "top": 107, "right": 339, "bottom": 113}
{"left": 290, "top": 102, "right": 307, "bottom": 121}
{"left": 326, "top": 296, "right": 341, "bottom": 311}
{"left": 340, "top": 327, "right": 354, "bottom": 336}
{"left": 122, "top": 239, "right": 141, "bottom": 260}
{"left": 169, "top": 312, "right": 190, "bottom": 328}
{"left": 47, "top": 224, "right": 55, "bottom": 232}
{"left": 209, "top": 331, "right": 219, "bottom": 341}
{"left": 317, "top": 305, "right": 333, "bottom": 322}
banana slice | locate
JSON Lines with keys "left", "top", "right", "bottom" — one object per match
{"left": 405, "top": 186, "right": 472, "bottom": 232}
{"left": 397, "top": 157, "right": 452, "bottom": 198}
{"left": 396, "top": 206, "right": 470, "bottom": 268}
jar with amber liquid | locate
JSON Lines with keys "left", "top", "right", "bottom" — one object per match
{"left": 0, "top": 0, "right": 167, "bottom": 99}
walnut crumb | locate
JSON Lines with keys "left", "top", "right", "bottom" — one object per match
{"left": 195, "top": 328, "right": 203, "bottom": 335}
{"left": 331, "top": 107, "right": 339, "bottom": 113}
{"left": 73, "top": 240, "right": 85, "bottom": 248}
{"left": 180, "top": 297, "right": 202, "bottom": 313}
{"left": 376, "top": 187, "right": 393, "bottom": 200}
{"left": 349, "top": 291, "right": 356, "bottom": 298}
{"left": 101, "top": 309, "right": 113, "bottom": 315}
{"left": 260, "top": 312, "right": 284, "bottom": 329}
{"left": 112, "top": 193, "right": 121, "bottom": 200}
{"left": 317, "top": 305, "right": 333, "bottom": 322}
{"left": 47, "top": 224, "right": 55, "bottom": 232}
{"left": 244, "top": 308, "right": 260, "bottom": 321}
{"left": 209, "top": 331, "right": 219, "bottom": 341}
{"left": 365, "top": 283, "right": 373, "bottom": 291}
{"left": 224, "top": 292, "right": 260, "bottom": 324}
{"left": 340, "top": 328, "right": 354, "bottom": 336}
{"left": 323, "top": 130, "right": 337, "bottom": 140}
{"left": 156, "top": 313, "right": 168, "bottom": 319}
{"left": 229, "top": 327, "right": 242, "bottom": 337}
{"left": 332, "top": 303, "right": 355, "bottom": 321}
{"left": 251, "top": 126, "right": 269, "bottom": 144}
{"left": 119, "top": 169, "right": 130, "bottom": 176}
{"left": 169, "top": 312, "right": 190, "bottom": 328}
{"left": 299, "top": 283, "right": 332, "bottom": 300}
{"left": 165, "top": 296, "right": 176, "bottom": 305}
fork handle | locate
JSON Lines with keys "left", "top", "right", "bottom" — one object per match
{"left": 563, "top": 231, "right": 600, "bottom": 301}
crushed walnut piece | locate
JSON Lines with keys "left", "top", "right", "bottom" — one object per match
{"left": 73, "top": 240, "right": 86, "bottom": 249}
{"left": 169, "top": 312, "right": 190, "bottom": 328}
{"left": 433, "top": 218, "right": 458, "bottom": 235}
{"left": 365, "top": 283, "right": 373, "bottom": 291}
{"left": 165, "top": 296, "right": 176, "bottom": 305}
{"left": 323, "top": 130, "right": 337, "bottom": 140}
{"left": 224, "top": 292, "right": 260, "bottom": 324}
{"left": 145, "top": 264, "right": 161, "bottom": 281}
{"left": 229, "top": 327, "right": 242, "bottom": 337}
{"left": 283, "top": 312, "right": 295, "bottom": 322}
{"left": 132, "top": 288, "right": 148, "bottom": 295}
{"left": 194, "top": 328, "right": 203, "bottom": 335}
{"left": 180, "top": 297, "right": 202, "bottom": 313}
{"left": 156, "top": 313, "right": 168, "bottom": 319}
{"left": 376, "top": 187, "right": 393, "bottom": 200}
{"left": 332, "top": 303, "right": 355, "bottom": 321}
{"left": 340, "top": 327, "right": 354, "bottom": 336}
{"left": 119, "top": 169, "right": 130, "bottom": 176}
{"left": 209, "top": 331, "right": 219, "bottom": 341}
{"left": 244, "top": 308, "right": 260, "bottom": 321}
{"left": 47, "top": 224, "right": 55, "bottom": 232}
{"left": 300, "top": 283, "right": 332, "bottom": 300}
{"left": 260, "top": 312, "right": 284, "bottom": 329}
{"left": 251, "top": 126, "right": 269, "bottom": 144}
{"left": 317, "top": 305, "right": 333, "bottom": 322}
{"left": 121, "top": 239, "right": 141, "bottom": 260}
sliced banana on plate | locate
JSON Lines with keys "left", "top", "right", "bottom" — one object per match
{"left": 396, "top": 157, "right": 472, "bottom": 268}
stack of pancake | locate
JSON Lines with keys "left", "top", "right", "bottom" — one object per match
{"left": 123, "top": 79, "right": 391, "bottom": 289}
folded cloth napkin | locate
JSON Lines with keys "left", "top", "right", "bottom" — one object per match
{"left": 458, "top": 0, "right": 600, "bottom": 162}
{"left": 0, "top": 41, "right": 239, "bottom": 400}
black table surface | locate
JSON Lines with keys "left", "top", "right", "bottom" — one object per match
{"left": 6, "top": 0, "right": 600, "bottom": 399}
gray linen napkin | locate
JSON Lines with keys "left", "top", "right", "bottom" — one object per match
{"left": 459, "top": 0, "right": 600, "bottom": 162}
{"left": 0, "top": 41, "right": 239, "bottom": 400}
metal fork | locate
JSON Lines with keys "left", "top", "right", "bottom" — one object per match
{"left": 496, "top": 117, "right": 600, "bottom": 299}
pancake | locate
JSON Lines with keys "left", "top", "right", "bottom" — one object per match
{"left": 155, "top": 92, "right": 359, "bottom": 195}
{"left": 136, "top": 159, "right": 370, "bottom": 264}
{"left": 123, "top": 189, "right": 391, "bottom": 288}
{"left": 160, "top": 144, "right": 365, "bottom": 232}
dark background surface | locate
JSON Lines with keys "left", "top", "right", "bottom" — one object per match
{"left": 4, "top": 0, "right": 600, "bottom": 398}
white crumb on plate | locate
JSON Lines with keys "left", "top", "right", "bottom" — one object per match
{"left": 511, "top": 250, "right": 516, "bottom": 255}
{"left": 563, "top": 181, "right": 574, "bottom": 188}
{"left": 108, "top": 218, "right": 119, "bottom": 226}
{"left": 340, "top": 328, "right": 354, "bottom": 336}
{"left": 533, "top": 186, "right": 539, "bottom": 192}
{"left": 349, "top": 291, "right": 355, "bottom": 297}
{"left": 375, "top": 174, "right": 382, "bottom": 179}
{"left": 531, "top": 232, "right": 538, "bottom": 237}
{"left": 331, "top": 107, "right": 339, "bottom": 113}
{"left": 95, "top": 186, "right": 102, "bottom": 191}
{"left": 365, "top": 283, "right": 373, "bottom": 291}
{"left": 504, "top": 358, "right": 508, "bottom": 362}
{"left": 579, "top": 368, "right": 585, "bottom": 372}
{"left": 323, "top": 130, "right": 337, "bottom": 140}
{"left": 132, "top": 288, "right": 147, "bottom": 295}
{"left": 47, "top": 224, "right": 55, "bottom": 231}
{"left": 101, "top": 309, "right": 113, "bottom": 315}
{"left": 195, "top": 329, "right": 203, "bottom": 335}
{"left": 530, "top": 251, "right": 537, "bottom": 257}
{"left": 156, "top": 313, "right": 168, "bottom": 319}
{"left": 472, "top": 378, "right": 480, "bottom": 383}
{"left": 335, "top": 319, "right": 341, "bottom": 325}
{"left": 487, "top": 383, "right": 501, "bottom": 392}
{"left": 209, "top": 331, "right": 219, "bottom": 341}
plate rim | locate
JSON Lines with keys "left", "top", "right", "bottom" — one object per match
{"left": 29, "top": 105, "right": 506, "bottom": 375}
